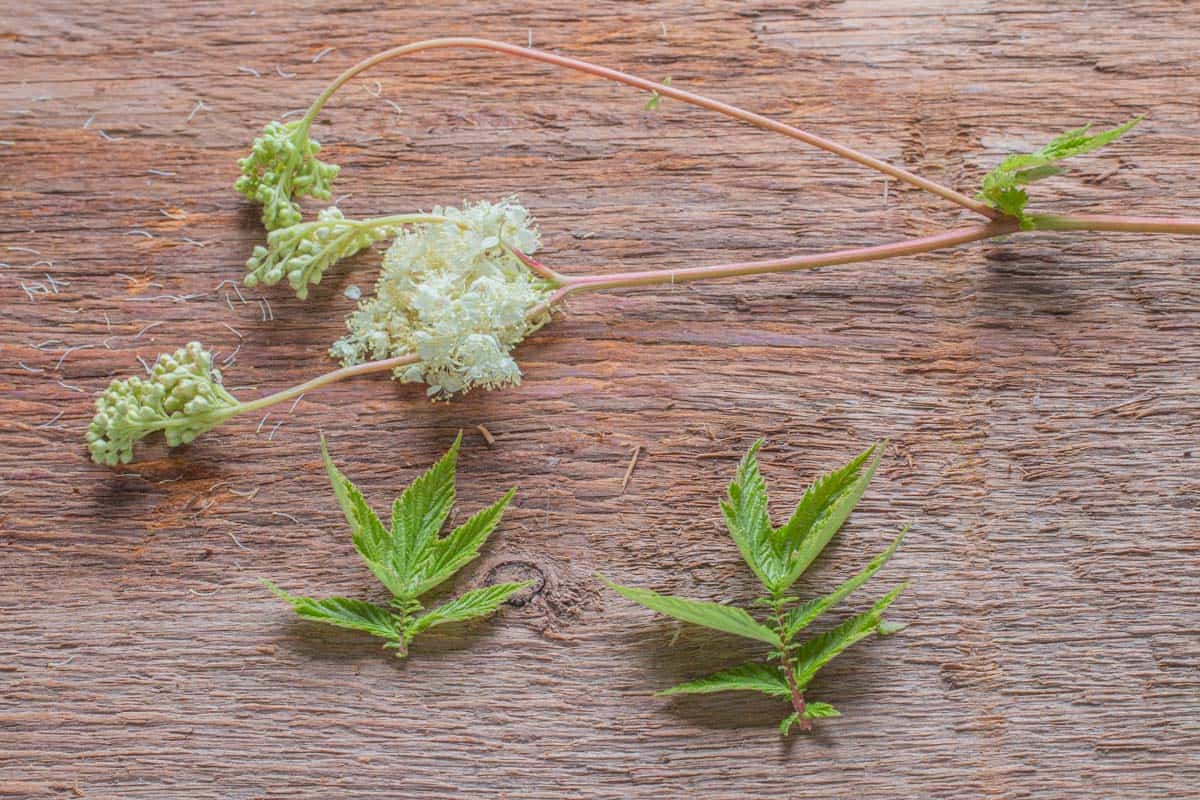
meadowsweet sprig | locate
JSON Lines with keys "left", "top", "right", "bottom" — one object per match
{"left": 87, "top": 342, "right": 241, "bottom": 466}
{"left": 235, "top": 119, "right": 340, "bottom": 230}
{"left": 244, "top": 207, "right": 448, "bottom": 299}
{"left": 87, "top": 40, "right": 1200, "bottom": 467}
{"left": 265, "top": 433, "right": 530, "bottom": 658}
{"left": 602, "top": 441, "right": 907, "bottom": 735}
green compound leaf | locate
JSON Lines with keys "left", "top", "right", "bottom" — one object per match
{"left": 600, "top": 576, "right": 782, "bottom": 647}
{"left": 263, "top": 580, "right": 399, "bottom": 641}
{"left": 657, "top": 662, "right": 791, "bottom": 698}
{"left": 406, "top": 581, "right": 532, "bottom": 638}
{"left": 600, "top": 439, "right": 908, "bottom": 735}
{"left": 269, "top": 434, "right": 520, "bottom": 659}
{"left": 979, "top": 117, "right": 1142, "bottom": 226}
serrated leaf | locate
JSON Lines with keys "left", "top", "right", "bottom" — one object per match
{"left": 406, "top": 580, "right": 531, "bottom": 637}
{"left": 721, "top": 439, "right": 780, "bottom": 591}
{"left": 993, "top": 186, "right": 1029, "bottom": 221}
{"left": 600, "top": 575, "right": 782, "bottom": 646}
{"left": 979, "top": 117, "right": 1142, "bottom": 221}
{"left": 774, "top": 443, "right": 884, "bottom": 592}
{"left": 784, "top": 526, "right": 907, "bottom": 640}
{"left": 264, "top": 579, "right": 399, "bottom": 641}
{"left": 792, "top": 582, "right": 906, "bottom": 689}
{"left": 803, "top": 701, "right": 840, "bottom": 718}
{"left": 656, "top": 661, "right": 791, "bottom": 697}
{"left": 779, "top": 712, "right": 801, "bottom": 736}
{"left": 321, "top": 437, "right": 407, "bottom": 597}
{"left": 1032, "top": 117, "right": 1141, "bottom": 163}
{"left": 415, "top": 487, "right": 516, "bottom": 596}
{"left": 391, "top": 432, "right": 461, "bottom": 578}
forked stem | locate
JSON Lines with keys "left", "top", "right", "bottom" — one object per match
{"left": 224, "top": 204, "right": 1200, "bottom": 424}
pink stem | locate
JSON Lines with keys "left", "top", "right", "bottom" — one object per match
{"left": 302, "top": 37, "right": 996, "bottom": 219}
{"left": 546, "top": 221, "right": 1017, "bottom": 296}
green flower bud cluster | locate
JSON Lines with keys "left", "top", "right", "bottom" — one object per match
{"left": 234, "top": 120, "right": 340, "bottom": 230}
{"left": 86, "top": 342, "right": 241, "bottom": 466}
{"left": 244, "top": 207, "right": 392, "bottom": 300}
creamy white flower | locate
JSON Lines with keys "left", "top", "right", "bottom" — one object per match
{"left": 331, "top": 198, "right": 553, "bottom": 397}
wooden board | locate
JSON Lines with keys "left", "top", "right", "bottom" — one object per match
{"left": 2, "top": 1, "right": 1198, "bottom": 797}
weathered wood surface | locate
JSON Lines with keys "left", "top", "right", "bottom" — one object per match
{"left": 2, "top": 1, "right": 1198, "bottom": 797}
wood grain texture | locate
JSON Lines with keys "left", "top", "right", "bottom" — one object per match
{"left": 2, "top": 1, "right": 1198, "bottom": 797}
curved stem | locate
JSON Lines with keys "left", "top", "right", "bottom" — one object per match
{"left": 357, "top": 212, "right": 451, "bottom": 229}
{"left": 233, "top": 354, "right": 420, "bottom": 417}
{"left": 551, "top": 220, "right": 1017, "bottom": 296}
{"left": 299, "top": 37, "right": 995, "bottom": 219}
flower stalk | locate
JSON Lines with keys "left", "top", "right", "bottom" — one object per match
{"left": 296, "top": 37, "right": 996, "bottom": 218}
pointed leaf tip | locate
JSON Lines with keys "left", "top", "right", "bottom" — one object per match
{"left": 600, "top": 575, "right": 781, "bottom": 647}
{"left": 656, "top": 662, "right": 791, "bottom": 698}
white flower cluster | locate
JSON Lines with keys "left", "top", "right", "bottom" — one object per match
{"left": 330, "top": 198, "right": 553, "bottom": 397}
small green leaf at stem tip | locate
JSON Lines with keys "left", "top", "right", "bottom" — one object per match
{"left": 978, "top": 116, "right": 1143, "bottom": 225}
{"left": 803, "top": 701, "right": 840, "bottom": 719}
{"left": 779, "top": 702, "right": 841, "bottom": 736}
{"left": 598, "top": 574, "right": 781, "bottom": 646}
